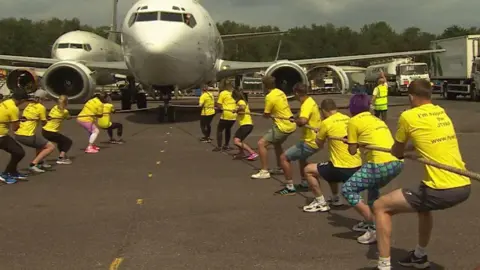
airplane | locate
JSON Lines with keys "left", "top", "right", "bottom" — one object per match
{"left": 0, "top": 0, "right": 445, "bottom": 122}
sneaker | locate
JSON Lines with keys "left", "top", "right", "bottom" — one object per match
{"left": 352, "top": 221, "right": 371, "bottom": 232}
{"left": 0, "top": 173, "right": 17, "bottom": 185}
{"left": 398, "top": 250, "right": 430, "bottom": 269}
{"left": 9, "top": 172, "right": 28, "bottom": 180}
{"left": 268, "top": 168, "right": 283, "bottom": 175}
{"left": 212, "top": 147, "right": 222, "bottom": 152}
{"left": 92, "top": 145, "right": 100, "bottom": 150}
{"left": 205, "top": 138, "right": 212, "bottom": 143}
{"left": 200, "top": 137, "right": 208, "bottom": 142}
{"left": 246, "top": 153, "right": 258, "bottom": 161}
{"left": 327, "top": 196, "right": 344, "bottom": 206}
{"left": 357, "top": 226, "right": 377, "bottom": 244}
{"left": 56, "top": 158, "right": 72, "bottom": 165}
{"left": 274, "top": 187, "right": 296, "bottom": 196}
{"left": 85, "top": 146, "right": 99, "bottom": 154}
{"left": 251, "top": 169, "right": 270, "bottom": 179}
{"left": 303, "top": 199, "right": 330, "bottom": 213}
{"left": 222, "top": 145, "right": 233, "bottom": 151}
{"left": 29, "top": 165, "right": 46, "bottom": 173}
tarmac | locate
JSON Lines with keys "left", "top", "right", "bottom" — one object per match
{"left": 0, "top": 94, "right": 479, "bottom": 270}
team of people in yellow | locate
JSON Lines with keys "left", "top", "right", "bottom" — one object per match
{"left": 0, "top": 75, "right": 472, "bottom": 270}
{"left": 198, "top": 76, "right": 471, "bottom": 270}
{"left": 0, "top": 90, "right": 124, "bottom": 184}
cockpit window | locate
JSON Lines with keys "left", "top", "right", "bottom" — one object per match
{"left": 70, "top": 43, "right": 83, "bottom": 49}
{"left": 128, "top": 13, "right": 137, "bottom": 27}
{"left": 58, "top": 43, "right": 69, "bottom": 49}
{"left": 84, "top": 44, "right": 92, "bottom": 51}
{"left": 160, "top": 12, "right": 184, "bottom": 22}
{"left": 136, "top": 12, "right": 159, "bottom": 22}
{"left": 183, "top": 13, "right": 196, "bottom": 28}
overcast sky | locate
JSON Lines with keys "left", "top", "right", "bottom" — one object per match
{"left": 1, "top": 0, "right": 478, "bottom": 34}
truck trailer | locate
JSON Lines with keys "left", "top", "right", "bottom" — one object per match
{"left": 430, "top": 35, "right": 480, "bottom": 100}
{"left": 364, "top": 58, "right": 430, "bottom": 95}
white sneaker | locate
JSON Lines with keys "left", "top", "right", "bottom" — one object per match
{"left": 357, "top": 227, "right": 377, "bottom": 244}
{"left": 268, "top": 168, "right": 283, "bottom": 175}
{"left": 56, "top": 158, "right": 72, "bottom": 165}
{"left": 251, "top": 170, "right": 270, "bottom": 179}
{"left": 352, "top": 221, "right": 370, "bottom": 232}
{"left": 29, "top": 165, "right": 45, "bottom": 173}
{"left": 327, "top": 196, "right": 344, "bottom": 206}
{"left": 303, "top": 200, "right": 330, "bottom": 213}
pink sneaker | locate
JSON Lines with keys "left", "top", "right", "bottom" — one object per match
{"left": 85, "top": 146, "right": 99, "bottom": 154}
{"left": 92, "top": 145, "right": 100, "bottom": 150}
{"left": 247, "top": 153, "right": 258, "bottom": 161}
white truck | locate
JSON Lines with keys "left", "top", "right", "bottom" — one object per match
{"left": 430, "top": 35, "right": 480, "bottom": 101}
{"left": 364, "top": 58, "right": 430, "bottom": 95}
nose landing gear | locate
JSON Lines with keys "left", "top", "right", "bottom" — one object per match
{"left": 155, "top": 85, "right": 176, "bottom": 123}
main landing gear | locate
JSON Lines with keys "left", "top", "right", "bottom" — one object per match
{"left": 155, "top": 85, "right": 176, "bottom": 123}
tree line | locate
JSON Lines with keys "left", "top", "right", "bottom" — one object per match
{"left": 0, "top": 17, "right": 479, "bottom": 65}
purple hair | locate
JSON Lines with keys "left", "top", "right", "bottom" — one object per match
{"left": 349, "top": 94, "right": 371, "bottom": 116}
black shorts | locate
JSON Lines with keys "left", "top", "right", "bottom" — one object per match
{"left": 234, "top": 125, "right": 253, "bottom": 141}
{"left": 402, "top": 183, "right": 471, "bottom": 212}
{"left": 317, "top": 161, "right": 360, "bottom": 183}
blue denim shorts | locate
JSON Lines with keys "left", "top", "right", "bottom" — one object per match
{"left": 285, "top": 141, "right": 318, "bottom": 162}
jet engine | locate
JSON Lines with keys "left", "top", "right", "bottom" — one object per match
{"left": 41, "top": 61, "right": 96, "bottom": 104}
{"left": 264, "top": 61, "right": 309, "bottom": 96}
{"left": 6, "top": 68, "right": 40, "bottom": 93}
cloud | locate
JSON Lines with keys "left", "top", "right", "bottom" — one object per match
{"left": 0, "top": 0, "right": 478, "bottom": 34}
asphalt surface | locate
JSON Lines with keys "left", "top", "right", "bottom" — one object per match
{"left": 0, "top": 94, "right": 479, "bottom": 270}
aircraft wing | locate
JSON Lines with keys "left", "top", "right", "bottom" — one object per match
{"left": 221, "top": 31, "right": 287, "bottom": 41}
{"left": 0, "top": 55, "right": 131, "bottom": 76}
{"left": 217, "top": 49, "right": 445, "bottom": 77}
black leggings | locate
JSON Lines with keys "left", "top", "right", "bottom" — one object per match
{"left": 0, "top": 135, "right": 25, "bottom": 174}
{"left": 107, "top": 122, "right": 123, "bottom": 138}
{"left": 216, "top": 119, "right": 236, "bottom": 147}
{"left": 42, "top": 130, "right": 73, "bottom": 153}
{"left": 200, "top": 114, "right": 214, "bottom": 138}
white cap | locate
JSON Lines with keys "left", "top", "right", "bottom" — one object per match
{"left": 33, "top": 89, "right": 48, "bottom": 99}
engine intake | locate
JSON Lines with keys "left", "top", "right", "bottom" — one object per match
{"left": 6, "top": 68, "right": 39, "bottom": 93}
{"left": 41, "top": 61, "right": 96, "bottom": 103}
{"left": 264, "top": 61, "right": 308, "bottom": 96}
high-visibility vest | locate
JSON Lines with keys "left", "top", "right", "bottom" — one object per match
{"left": 374, "top": 84, "right": 388, "bottom": 111}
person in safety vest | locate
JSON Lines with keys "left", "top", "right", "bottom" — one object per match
{"left": 371, "top": 75, "right": 388, "bottom": 121}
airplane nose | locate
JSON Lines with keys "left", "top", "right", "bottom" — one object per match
{"left": 53, "top": 50, "right": 83, "bottom": 61}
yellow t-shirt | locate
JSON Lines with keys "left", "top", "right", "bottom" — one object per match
{"left": 78, "top": 97, "right": 104, "bottom": 123}
{"left": 199, "top": 92, "right": 215, "bottom": 116}
{"left": 217, "top": 90, "right": 237, "bottom": 120}
{"left": 347, "top": 111, "right": 399, "bottom": 164}
{"left": 15, "top": 103, "right": 47, "bottom": 136}
{"left": 97, "top": 103, "right": 115, "bottom": 129}
{"left": 0, "top": 99, "right": 20, "bottom": 136}
{"left": 395, "top": 103, "right": 470, "bottom": 189}
{"left": 299, "top": 97, "right": 321, "bottom": 149}
{"left": 43, "top": 105, "right": 70, "bottom": 133}
{"left": 317, "top": 112, "right": 362, "bottom": 168}
{"left": 264, "top": 88, "right": 296, "bottom": 133}
{"left": 236, "top": 100, "right": 253, "bottom": 126}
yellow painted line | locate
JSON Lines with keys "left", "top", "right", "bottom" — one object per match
{"left": 109, "top": 257, "right": 124, "bottom": 270}
{"left": 137, "top": 199, "right": 144, "bottom": 205}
